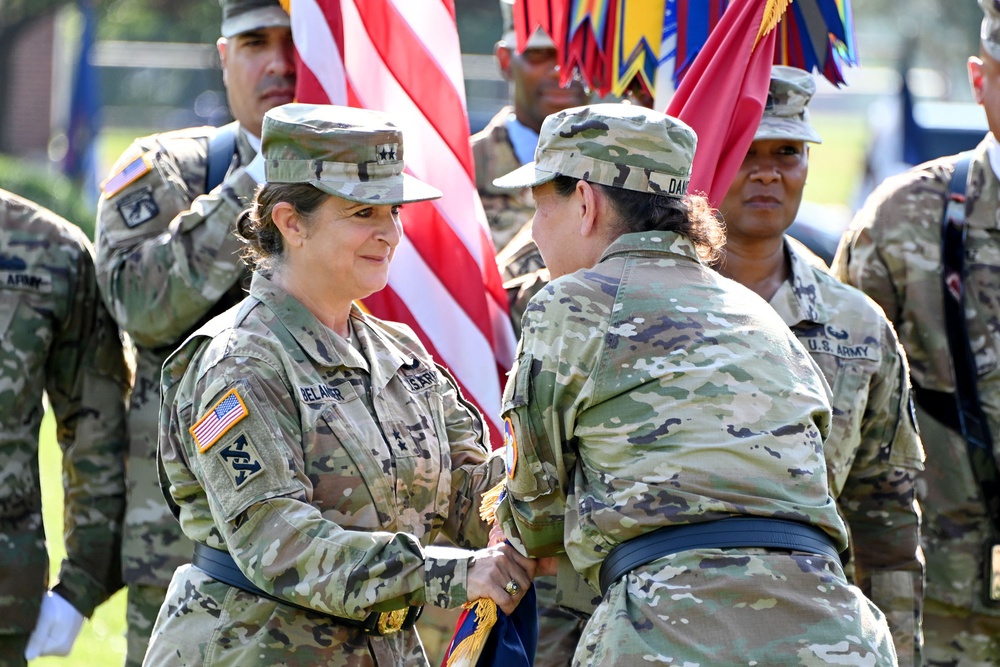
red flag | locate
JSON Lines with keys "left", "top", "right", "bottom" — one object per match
{"left": 666, "top": 0, "right": 779, "bottom": 207}
{"left": 288, "top": 0, "right": 516, "bottom": 446}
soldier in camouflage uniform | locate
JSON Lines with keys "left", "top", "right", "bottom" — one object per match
{"left": 0, "top": 189, "right": 129, "bottom": 665}
{"left": 492, "top": 103, "right": 898, "bottom": 665}
{"left": 93, "top": 2, "right": 294, "bottom": 664}
{"left": 833, "top": 2, "right": 1000, "bottom": 663}
{"left": 144, "top": 104, "right": 535, "bottom": 667}
{"left": 473, "top": 0, "right": 589, "bottom": 255}
{"left": 716, "top": 66, "right": 926, "bottom": 666}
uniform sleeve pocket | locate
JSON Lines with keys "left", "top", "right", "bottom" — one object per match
{"left": 190, "top": 380, "right": 301, "bottom": 524}
{"left": 501, "top": 353, "right": 558, "bottom": 503}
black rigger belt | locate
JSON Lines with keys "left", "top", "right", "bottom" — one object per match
{"left": 192, "top": 543, "right": 421, "bottom": 635}
{"left": 599, "top": 516, "right": 842, "bottom": 595}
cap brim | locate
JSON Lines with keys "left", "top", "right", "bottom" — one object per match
{"left": 311, "top": 173, "right": 442, "bottom": 205}
{"left": 754, "top": 119, "right": 822, "bottom": 144}
{"left": 221, "top": 7, "right": 291, "bottom": 38}
{"left": 492, "top": 162, "right": 557, "bottom": 189}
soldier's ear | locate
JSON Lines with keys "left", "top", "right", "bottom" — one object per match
{"left": 495, "top": 43, "right": 514, "bottom": 81}
{"left": 272, "top": 202, "right": 307, "bottom": 249}
{"left": 218, "top": 38, "right": 230, "bottom": 86}
{"left": 970, "top": 56, "right": 986, "bottom": 105}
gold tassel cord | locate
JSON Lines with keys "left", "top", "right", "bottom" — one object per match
{"left": 754, "top": 0, "right": 792, "bottom": 51}
{"left": 445, "top": 599, "right": 498, "bottom": 667}
{"left": 479, "top": 479, "right": 506, "bottom": 524}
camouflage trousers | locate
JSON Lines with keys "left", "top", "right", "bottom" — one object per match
{"left": 126, "top": 583, "right": 168, "bottom": 667}
{"left": 533, "top": 576, "right": 587, "bottom": 667}
{"left": 0, "top": 633, "right": 28, "bottom": 667}
{"left": 924, "top": 599, "right": 1000, "bottom": 666}
{"left": 573, "top": 548, "right": 897, "bottom": 666}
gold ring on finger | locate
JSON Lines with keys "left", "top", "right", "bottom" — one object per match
{"left": 504, "top": 579, "right": 520, "bottom": 596}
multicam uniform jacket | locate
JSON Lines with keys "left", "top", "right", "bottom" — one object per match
{"left": 95, "top": 125, "right": 256, "bottom": 590}
{"left": 777, "top": 238, "right": 925, "bottom": 665}
{"left": 0, "top": 189, "right": 129, "bottom": 632}
{"left": 472, "top": 107, "right": 536, "bottom": 252}
{"left": 496, "top": 231, "right": 897, "bottom": 666}
{"left": 834, "top": 135, "right": 1000, "bottom": 621}
{"left": 146, "top": 273, "right": 504, "bottom": 666}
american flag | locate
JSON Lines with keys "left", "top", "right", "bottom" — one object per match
{"left": 190, "top": 388, "right": 249, "bottom": 452}
{"left": 100, "top": 154, "right": 150, "bottom": 197}
{"left": 285, "top": 0, "right": 516, "bottom": 446}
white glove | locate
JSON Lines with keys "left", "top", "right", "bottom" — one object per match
{"left": 24, "top": 591, "right": 85, "bottom": 660}
{"left": 244, "top": 149, "right": 266, "bottom": 185}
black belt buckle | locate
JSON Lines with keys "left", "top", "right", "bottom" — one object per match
{"left": 363, "top": 604, "right": 423, "bottom": 635}
{"left": 986, "top": 541, "right": 1000, "bottom": 607}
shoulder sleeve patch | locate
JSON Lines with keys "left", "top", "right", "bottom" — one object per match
{"left": 504, "top": 416, "right": 518, "bottom": 478}
{"left": 190, "top": 388, "right": 249, "bottom": 453}
{"left": 101, "top": 154, "right": 152, "bottom": 197}
{"left": 216, "top": 431, "right": 265, "bottom": 489}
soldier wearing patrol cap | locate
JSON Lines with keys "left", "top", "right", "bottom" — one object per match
{"left": 92, "top": 1, "right": 293, "bottom": 664}
{"left": 474, "top": 0, "right": 589, "bottom": 255}
{"left": 717, "top": 66, "right": 926, "bottom": 666}
{"left": 143, "top": 103, "right": 535, "bottom": 667}
{"left": 834, "top": 1, "right": 1000, "bottom": 663}
{"left": 492, "top": 103, "right": 898, "bottom": 665}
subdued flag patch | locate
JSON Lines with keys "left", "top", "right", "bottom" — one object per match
{"left": 101, "top": 154, "right": 151, "bottom": 197}
{"left": 191, "top": 388, "right": 249, "bottom": 453}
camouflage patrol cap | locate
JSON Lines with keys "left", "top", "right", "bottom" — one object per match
{"left": 262, "top": 103, "right": 442, "bottom": 205}
{"left": 219, "top": 0, "right": 290, "bottom": 39}
{"left": 493, "top": 103, "right": 695, "bottom": 198}
{"left": 980, "top": 0, "right": 1000, "bottom": 61}
{"left": 755, "top": 66, "right": 822, "bottom": 144}
{"left": 499, "top": 0, "right": 556, "bottom": 49}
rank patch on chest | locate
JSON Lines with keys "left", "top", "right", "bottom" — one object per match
{"left": 191, "top": 388, "right": 249, "bottom": 453}
{"left": 116, "top": 187, "right": 160, "bottom": 228}
{"left": 503, "top": 417, "right": 518, "bottom": 478}
{"left": 217, "top": 432, "right": 264, "bottom": 489}
{"left": 102, "top": 154, "right": 152, "bottom": 197}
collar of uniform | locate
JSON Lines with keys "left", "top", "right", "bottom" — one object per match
{"left": 768, "top": 237, "right": 829, "bottom": 328}
{"left": 598, "top": 230, "right": 702, "bottom": 264}
{"left": 347, "top": 311, "right": 414, "bottom": 396}
{"left": 968, "top": 135, "right": 1000, "bottom": 230}
{"left": 248, "top": 272, "right": 370, "bottom": 370}
{"left": 236, "top": 124, "right": 257, "bottom": 166}
{"left": 505, "top": 113, "right": 541, "bottom": 166}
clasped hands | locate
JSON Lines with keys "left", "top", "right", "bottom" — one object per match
{"left": 464, "top": 522, "right": 559, "bottom": 615}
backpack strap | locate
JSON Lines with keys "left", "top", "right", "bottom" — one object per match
{"left": 205, "top": 121, "right": 239, "bottom": 192}
{"left": 939, "top": 153, "right": 1000, "bottom": 534}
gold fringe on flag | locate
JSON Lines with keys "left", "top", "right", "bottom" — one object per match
{"left": 754, "top": 0, "right": 792, "bottom": 50}
{"left": 278, "top": 0, "right": 291, "bottom": 14}
{"left": 480, "top": 479, "right": 506, "bottom": 524}
{"left": 446, "top": 599, "right": 498, "bottom": 667}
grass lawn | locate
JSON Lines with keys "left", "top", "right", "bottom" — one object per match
{"left": 34, "top": 411, "right": 127, "bottom": 667}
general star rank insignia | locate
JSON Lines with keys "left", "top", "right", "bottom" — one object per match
{"left": 218, "top": 432, "right": 264, "bottom": 489}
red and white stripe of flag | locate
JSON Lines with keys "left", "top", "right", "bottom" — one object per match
{"left": 288, "top": 0, "right": 516, "bottom": 446}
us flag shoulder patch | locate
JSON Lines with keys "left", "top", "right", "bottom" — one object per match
{"left": 101, "top": 154, "right": 152, "bottom": 197}
{"left": 190, "top": 388, "right": 249, "bottom": 453}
